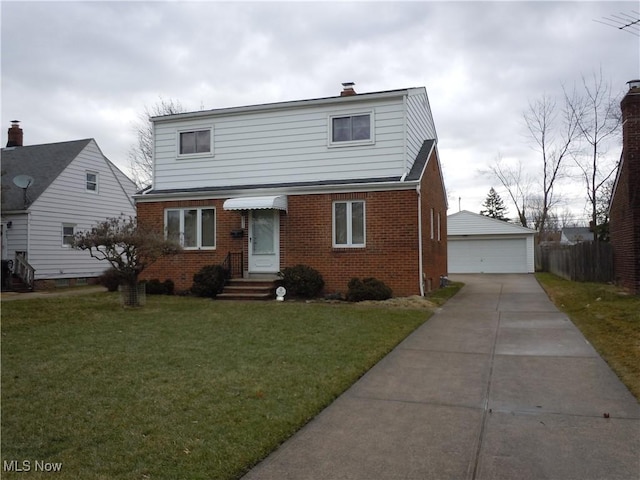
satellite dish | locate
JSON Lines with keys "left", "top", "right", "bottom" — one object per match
{"left": 13, "top": 175, "right": 34, "bottom": 189}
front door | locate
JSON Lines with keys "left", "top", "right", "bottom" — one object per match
{"left": 249, "top": 210, "right": 280, "bottom": 273}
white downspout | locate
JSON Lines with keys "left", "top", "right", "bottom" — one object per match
{"left": 417, "top": 184, "right": 425, "bottom": 296}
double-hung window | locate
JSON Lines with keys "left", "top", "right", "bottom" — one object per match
{"left": 329, "top": 113, "right": 373, "bottom": 146}
{"left": 62, "top": 224, "right": 76, "bottom": 247}
{"left": 178, "top": 128, "right": 212, "bottom": 156}
{"left": 86, "top": 172, "right": 98, "bottom": 192}
{"left": 165, "top": 208, "right": 216, "bottom": 249}
{"left": 333, "top": 200, "right": 365, "bottom": 247}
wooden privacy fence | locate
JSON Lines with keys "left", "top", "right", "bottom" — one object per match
{"left": 535, "top": 242, "right": 614, "bottom": 283}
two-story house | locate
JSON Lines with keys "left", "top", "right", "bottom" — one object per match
{"left": 1, "top": 122, "right": 137, "bottom": 290}
{"left": 136, "top": 84, "right": 448, "bottom": 297}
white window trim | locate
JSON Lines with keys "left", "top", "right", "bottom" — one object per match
{"left": 62, "top": 223, "right": 76, "bottom": 247}
{"left": 328, "top": 111, "right": 375, "bottom": 147}
{"left": 176, "top": 126, "right": 214, "bottom": 159}
{"left": 437, "top": 212, "right": 442, "bottom": 241}
{"left": 332, "top": 200, "right": 366, "bottom": 248}
{"left": 86, "top": 171, "right": 99, "bottom": 193}
{"left": 164, "top": 207, "right": 216, "bottom": 250}
{"left": 430, "top": 208, "right": 435, "bottom": 240}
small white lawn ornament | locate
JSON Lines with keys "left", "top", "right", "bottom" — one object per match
{"left": 276, "top": 286, "right": 286, "bottom": 302}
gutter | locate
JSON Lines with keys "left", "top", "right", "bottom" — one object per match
{"left": 134, "top": 179, "right": 421, "bottom": 203}
{"left": 416, "top": 183, "right": 425, "bottom": 296}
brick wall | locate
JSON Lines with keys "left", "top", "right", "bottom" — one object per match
{"left": 137, "top": 158, "right": 449, "bottom": 297}
{"left": 280, "top": 190, "right": 420, "bottom": 296}
{"left": 137, "top": 198, "right": 243, "bottom": 291}
{"left": 610, "top": 85, "right": 640, "bottom": 294}
{"left": 420, "top": 149, "right": 448, "bottom": 291}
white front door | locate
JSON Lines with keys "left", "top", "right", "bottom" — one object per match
{"left": 249, "top": 210, "right": 280, "bottom": 273}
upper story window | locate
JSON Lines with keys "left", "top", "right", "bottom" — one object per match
{"left": 86, "top": 172, "right": 98, "bottom": 193}
{"left": 165, "top": 207, "right": 216, "bottom": 249}
{"left": 178, "top": 128, "right": 213, "bottom": 156}
{"left": 333, "top": 200, "right": 366, "bottom": 248}
{"left": 329, "top": 113, "right": 374, "bottom": 146}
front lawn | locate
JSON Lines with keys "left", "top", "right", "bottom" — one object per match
{"left": 536, "top": 273, "right": 640, "bottom": 400}
{"left": 2, "top": 294, "right": 430, "bottom": 479}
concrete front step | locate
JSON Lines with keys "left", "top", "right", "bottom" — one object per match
{"left": 218, "top": 278, "right": 279, "bottom": 300}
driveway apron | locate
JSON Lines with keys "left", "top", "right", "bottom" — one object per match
{"left": 242, "top": 274, "right": 640, "bottom": 480}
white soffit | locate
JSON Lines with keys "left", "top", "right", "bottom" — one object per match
{"left": 223, "top": 195, "right": 288, "bottom": 211}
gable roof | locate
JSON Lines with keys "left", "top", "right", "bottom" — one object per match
{"left": 152, "top": 87, "right": 426, "bottom": 123}
{"left": 448, "top": 210, "right": 536, "bottom": 236}
{"left": 560, "top": 227, "right": 592, "bottom": 243}
{"left": 1, "top": 139, "right": 92, "bottom": 211}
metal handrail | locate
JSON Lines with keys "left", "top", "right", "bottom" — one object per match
{"left": 222, "top": 252, "right": 243, "bottom": 280}
{"left": 14, "top": 253, "right": 35, "bottom": 290}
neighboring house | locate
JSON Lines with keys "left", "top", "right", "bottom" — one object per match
{"left": 136, "top": 84, "right": 448, "bottom": 296}
{"left": 560, "top": 227, "right": 593, "bottom": 245}
{"left": 447, "top": 210, "right": 536, "bottom": 274}
{"left": 609, "top": 80, "right": 640, "bottom": 294}
{"left": 1, "top": 122, "right": 137, "bottom": 289}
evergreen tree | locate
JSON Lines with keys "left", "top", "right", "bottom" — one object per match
{"left": 480, "top": 188, "right": 509, "bottom": 221}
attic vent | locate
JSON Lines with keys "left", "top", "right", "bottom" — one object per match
{"left": 341, "top": 82, "right": 357, "bottom": 96}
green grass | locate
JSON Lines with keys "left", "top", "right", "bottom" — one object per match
{"left": 1, "top": 293, "right": 430, "bottom": 479}
{"left": 536, "top": 273, "right": 640, "bottom": 400}
{"left": 427, "top": 281, "right": 464, "bottom": 307}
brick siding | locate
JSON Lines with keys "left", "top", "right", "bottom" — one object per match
{"left": 609, "top": 86, "right": 640, "bottom": 294}
{"left": 137, "top": 153, "right": 448, "bottom": 297}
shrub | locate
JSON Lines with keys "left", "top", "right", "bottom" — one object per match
{"left": 146, "top": 279, "right": 175, "bottom": 295}
{"left": 163, "top": 279, "right": 175, "bottom": 295}
{"left": 191, "top": 265, "right": 227, "bottom": 298}
{"left": 98, "top": 268, "right": 120, "bottom": 292}
{"left": 278, "top": 265, "right": 325, "bottom": 299}
{"left": 346, "top": 277, "right": 393, "bottom": 302}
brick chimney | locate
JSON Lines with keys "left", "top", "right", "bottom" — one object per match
{"left": 610, "top": 80, "right": 640, "bottom": 294}
{"left": 340, "top": 82, "right": 357, "bottom": 97}
{"left": 6, "top": 120, "right": 23, "bottom": 147}
{"left": 620, "top": 80, "right": 640, "bottom": 188}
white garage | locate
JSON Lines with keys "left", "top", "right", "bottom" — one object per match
{"left": 447, "top": 211, "right": 536, "bottom": 274}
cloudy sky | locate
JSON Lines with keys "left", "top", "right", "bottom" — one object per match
{"left": 2, "top": 1, "right": 638, "bottom": 223}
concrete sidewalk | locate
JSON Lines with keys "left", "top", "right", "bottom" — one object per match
{"left": 243, "top": 274, "right": 640, "bottom": 480}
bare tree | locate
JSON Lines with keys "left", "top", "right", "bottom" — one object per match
{"left": 73, "top": 215, "right": 181, "bottom": 306}
{"left": 523, "top": 93, "right": 581, "bottom": 237}
{"left": 564, "top": 70, "right": 622, "bottom": 241}
{"left": 484, "top": 155, "right": 532, "bottom": 227}
{"left": 129, "top": 98, "right": 186, "bottom": 189}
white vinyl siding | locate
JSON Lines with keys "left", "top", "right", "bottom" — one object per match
{"left": 1, "top": 214, "right": 28, "bottom": 262}
{"left": 333, "top": 200, "right": 365, "bottom": 247}
{"left": 165, "top": 207, "right": 216, "bottom": 249}
{"left": 153, "top": 96, "right": 411, "bottom": 191}
{"left": 26, "top": 140, "right": 137, "bottom": 280}
{"left": 405, "top": 90, "right": 437, "bottom": 173}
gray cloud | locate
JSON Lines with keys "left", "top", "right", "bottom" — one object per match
{"left": 2, "top": 1, "right": 637, "bottom": 221}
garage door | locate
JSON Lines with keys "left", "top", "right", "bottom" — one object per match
{"left": 448, "top": 238, "right": 528, "bottom": 273}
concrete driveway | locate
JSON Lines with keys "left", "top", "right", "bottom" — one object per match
{"left": 243, "top": 274, "right": 640, "bottom": 480}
